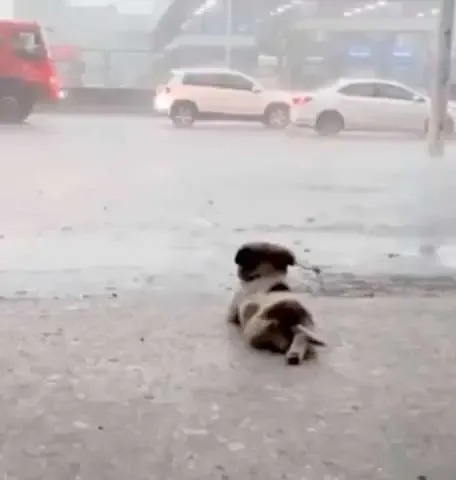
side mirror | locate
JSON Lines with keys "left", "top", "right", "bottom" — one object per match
{"left": 413, "top": 95, "right": 426, "bottom": 103}
{"left": 252, "top": 86, "right": 263, "bottom": 94}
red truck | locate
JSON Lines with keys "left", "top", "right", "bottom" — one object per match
{"left": 0, "top": 19, "right": 62, "bottom": 123}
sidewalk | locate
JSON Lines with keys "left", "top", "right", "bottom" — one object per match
{"left": 1, "top": 292, "right": 455, "bottom": 480}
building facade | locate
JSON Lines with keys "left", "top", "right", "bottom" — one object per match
{"left": 10, "top": 0, "right": 455, "bottom": 89}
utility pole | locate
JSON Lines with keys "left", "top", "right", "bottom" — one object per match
{"left": 420, "top": 0, "right": 455, "bottom": 256}
{"left": 224, "top": 0, "right": 232, "bottom": 68}
{"left": 427, "top": 0, "right": 455, "bottom": 157}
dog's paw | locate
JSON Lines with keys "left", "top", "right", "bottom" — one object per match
{"left": 286, "top": 353, "right": 301, "bottom": 366}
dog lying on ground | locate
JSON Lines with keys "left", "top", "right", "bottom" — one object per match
{"left": 226, "top": 242, "right": 326, "bottom": 365}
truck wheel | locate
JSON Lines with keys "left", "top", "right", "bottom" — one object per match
{"left": 17, "top": 97, "right": 35, "bottom": 123}
{"left": 0, "top": 96, "right": 20, "bottom": 123}
{"left": 0, "top": 95, "right": 33, "bottom": 124}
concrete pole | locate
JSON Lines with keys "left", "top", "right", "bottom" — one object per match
{"left": 427, "top": 0, "right": 455, "bottom": 157}
{"left": 419, "top": 0, "right": 455, "bottom": 257}
{"left": 225, "top": 0, "right": 232, "bottom": 67}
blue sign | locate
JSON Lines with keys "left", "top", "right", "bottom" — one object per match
{"left": 348, "top": 45, "right": 371, "bottom": 58}
{"left": 392, "top": 48, "right": 414, "bottom": 65}
{"left": 393, "top": 49, "right": 412, "bottom": 58}
{"left": 305, "top": 55, "right": 324, "bottom": 63}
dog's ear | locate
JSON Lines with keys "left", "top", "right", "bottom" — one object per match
{"left": 235, "top": 242, "right": 295, "bottom": 269}
{"left": 234, "top": 244, "right": 261, "bottom": 269}
{"left": 269, "top": 247, "right": 296, "bottom": 270}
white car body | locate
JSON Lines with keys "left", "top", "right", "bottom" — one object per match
{"left": 290, "top": 77, "right": 456, "bottom": 135}
{"left": 154, "top": 67, "right": 292, "bottom": 127}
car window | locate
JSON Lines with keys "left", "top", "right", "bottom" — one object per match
{"left": 215, "top": 73, "right": 254, "bottom": 91}
{"left": 167, "top": 71, "right": 184, "bottom": 85}
{"left": 374, "top": 83, "right": 415, "bottom": 101}
{"left": 338, "top": 83, "right": 376, "bottom": 97}
{"left": 182, "top": 73, "right": 212, "bottom": 86}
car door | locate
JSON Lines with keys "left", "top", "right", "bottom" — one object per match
{"left": 214, "top": 73, "right": 263, "bottom": 117}
{"left": 372, "top": 83, "right": 427, "bottom": 132}
{"left": 335, "top": 82, "right": 378, "bottom": 130}
{"left": 181, "top": 72, "right": 222, "bottom": 114}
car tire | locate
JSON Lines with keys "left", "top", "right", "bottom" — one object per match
{"left": 263, "top": 104, "right": 290, "bottom": 129}
{"left": 170, "top": 101, "right": 197, "bottom": 128}
{"left": 424, "top": 116, "right": 454, "bottom": 137}
{"left": 315, "top": 111, "right": 344, "bottom": 136}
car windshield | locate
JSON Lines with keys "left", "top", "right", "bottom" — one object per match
{"left": 251, "top": 77, "right": 264, "bottom": 90}
{"left": 312, "top": 78, "right": 347, "bottom": 91}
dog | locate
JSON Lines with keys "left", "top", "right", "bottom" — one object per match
{"left": 226, "top": 242, "right": 326, "bottom": 365}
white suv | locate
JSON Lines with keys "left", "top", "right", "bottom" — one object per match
{"left": 154, "top": 67, "right": 292, "bottom": 129}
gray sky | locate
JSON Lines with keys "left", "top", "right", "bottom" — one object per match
{"left": 0, "top": 0, "right": 13, "bottom": 18}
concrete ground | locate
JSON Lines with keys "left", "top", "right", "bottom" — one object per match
{"left": 1, "top": 294, "right": 455, "bottom": 480}
{"left": 1, "top": 115, "right": 456, "bottom": 479}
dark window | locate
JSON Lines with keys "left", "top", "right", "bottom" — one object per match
{"left": 167, "top": 71, "right": 184, "bottom": 85}
{"left": 182, "top": 72, "right": 255, "bottom": 91}
{"left": 182, "top": 73, "right": 218, "bottom": 86}
{"left": 215, "top": 73, "right": 254, "bottom": 91}
{"left": 13, "top": 29, "right": 43, "bottom": 53}
{"left": 374, "top": 83, "right": 415, "bottom": 101}
{"left": 12, "top": 28, "right": 46, "bottom": 60}
{"left": 338, "top": 83, "right": 375, "bottom": 97}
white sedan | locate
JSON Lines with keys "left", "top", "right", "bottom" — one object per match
{"left": 290, "top": 78, "right": 456, "bottom": 136}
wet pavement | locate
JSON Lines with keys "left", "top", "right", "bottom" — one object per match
{"left": 1, "top": 293, "right": 456, "bottom": 479}
{"left": 1, "top": 115, "right": 456, "bottom": 478}
{"left": 1, "top": 114, "right": 456, "bottom": 296}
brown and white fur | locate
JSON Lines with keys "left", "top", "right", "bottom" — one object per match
{"left": 226, "top": 242, "right": 325, "bottom": 365}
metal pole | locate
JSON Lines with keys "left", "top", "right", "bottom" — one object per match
{"left": 427, "top": 0, "right": 455, "bottom": 157}
{"left": 225, "top": 0, "right": 232, "bottom": 67}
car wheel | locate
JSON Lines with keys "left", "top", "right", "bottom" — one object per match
{"left": 315, "top": 111, "right": 344, "bottom": 136}
{"left": 424, "top": 116, "right": 454, "bottom": 137}
{"left": 263, "top": 104, "right": 290, "bottom": 129}
{"left": 170, "top": 101, "right": 197, "bottom": 128}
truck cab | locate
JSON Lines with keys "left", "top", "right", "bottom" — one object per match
{"left": 0, "top": 19, "right": 61, "bottom": 123}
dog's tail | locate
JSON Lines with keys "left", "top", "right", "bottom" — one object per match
{"left": 263, "top": 300, "right": 326, "bottom": 347}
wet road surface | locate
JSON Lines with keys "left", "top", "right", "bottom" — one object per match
{"left": 1, "top": 115, "right": 456, "bottom": 479}
{"left": 1, "top": 114, "right": 456, "bottom": 296}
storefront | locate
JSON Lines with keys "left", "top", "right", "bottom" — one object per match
{"left": 285, "top": 26, "right": 434, "bottom": 88}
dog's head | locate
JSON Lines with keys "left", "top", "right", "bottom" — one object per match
{"left": 234, "top": 242, "right": 296, "bottom": 282}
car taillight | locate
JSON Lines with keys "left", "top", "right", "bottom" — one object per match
{"left": 292, "top": 96, "right": 312, "bottom": 105}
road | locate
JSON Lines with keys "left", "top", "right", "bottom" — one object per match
{"left": 1, "top": 114, "right": 456, "bottom": 296}
{"left": 1, "top": 115, "right": 456, "bottom": 479}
